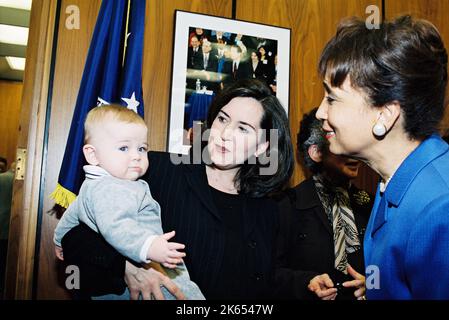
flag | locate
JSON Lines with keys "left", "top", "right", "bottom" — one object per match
{"left": 51, "top": 0, "right": 146, "bottom": 208}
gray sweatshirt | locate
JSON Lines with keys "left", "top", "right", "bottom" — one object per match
{"left": 54, "top": 165, "right": 161, "bottom": 263}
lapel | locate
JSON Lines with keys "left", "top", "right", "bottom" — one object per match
{"left": 184, "top": 163, "right": 222, "bottom": 221}
{"left": 370, "top": 134, "right": 449, "bottom": 236}
{"left": 370, "top": 189, "right": 386, "bottom": 236}
{"left": 294, "top": 179, "right": 332, "bottom": 235}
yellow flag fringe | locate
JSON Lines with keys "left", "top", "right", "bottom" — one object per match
{"left": 50, "top": 183, "right": 77, "bottom": 209}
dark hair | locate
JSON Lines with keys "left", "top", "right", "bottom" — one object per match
{"left": 206, "top": 79, "right": 294, "bottom": 197}
{"left": 0, "top": 157, "right": 6, "bottom": 167}
{"left": 297, "top": 108, "right": 328, "bottom": 173}
{"left": 250, "top": 50, "right": 262, "bottom": 61}
{"left": 319, "top": 15, "right": 448, "bottom": 140}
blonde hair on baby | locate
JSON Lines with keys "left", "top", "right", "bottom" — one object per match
{"left": 84, "top": 104, "right": 146, "bottom": 143}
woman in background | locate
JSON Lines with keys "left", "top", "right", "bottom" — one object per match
{"left": 276, "top": 108, "right": 372, "bottom": 300}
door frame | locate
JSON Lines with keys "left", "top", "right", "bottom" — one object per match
{"left": 4, "top": 0, "right": 58, "bottom": 299}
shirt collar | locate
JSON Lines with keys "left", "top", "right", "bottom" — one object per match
{"left": 379, "top": 174, "right": 394, "bottom": 193}
{"left": 383, "top": 134, "right": 449, "bottom": 206}
{"left": 83, "top": 165, "right": 111, "bottom": 180}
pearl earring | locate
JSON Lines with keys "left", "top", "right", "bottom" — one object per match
{"left": 372, "top": 122, "right": 387, "bottom": 137}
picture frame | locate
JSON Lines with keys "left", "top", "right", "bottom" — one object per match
{"left": 168, "top": 10, "right": 291, "bottom": 154}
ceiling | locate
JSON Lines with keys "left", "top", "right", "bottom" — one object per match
{"left": 0, "top": 4, "right": 30, "bottom": 81}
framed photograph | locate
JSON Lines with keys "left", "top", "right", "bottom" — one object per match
{"left": 168, "top": 10, "right": 291, "bottom": 154}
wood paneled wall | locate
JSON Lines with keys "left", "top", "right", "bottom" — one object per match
{"left": 31, "top": 0, "right": 449, "bottom": 299}
{"left": 143, "top": 0, "right": 233, "bottom": 151}
{"left": 0, "top": 80, "right": 22, "bottom": 168}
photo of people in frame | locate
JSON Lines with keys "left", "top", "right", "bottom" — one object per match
{"left": 168, "top": 11, "right": 290, "bottom": 155}
{"left": 184, "top": 27, "right": 278, "bottom": 139}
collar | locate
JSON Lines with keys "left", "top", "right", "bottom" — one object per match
{"left": 294, "top": 178, "right": 323, "bottom": 210}
{"left": 294, "top": 177, "right": 333, "bottom": 235}
{"left": 379, "top": 174, "right": 393, "bottom": 193}
{"left": 83, "top": 165, "right": 111, "bottom": 180}
{"left": 383, "top": 134, "right": 449, "bottom": 206}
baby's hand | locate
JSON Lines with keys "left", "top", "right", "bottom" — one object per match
{"left": 55, "top": 245, "right": 64, "bottom": 261}
{"left": 148, "top": 231, "right": 186, "bottom": 268}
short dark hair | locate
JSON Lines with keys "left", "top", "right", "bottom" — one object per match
{"left": 0, "top": 157, "right": 6, "bottom": 166}
{"left": 297, "top": 108, "right": 328, "bottom": 173}
{"left": 250, "top": 49, "right": 262, "bottom": 61}
{"left": 206, "top": 79, "right": 294, "bottom": 197}
{"left": 319, "top": 15, "right": 448, "bottom": 140}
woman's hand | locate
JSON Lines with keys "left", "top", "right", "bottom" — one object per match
{"left": 308, "top": 273, "right": 338, "bottom": 300}
{"left": 342, "top": 265, "right": 366, "bottom": 300}
{"left": 124, "top": 261, "right": 186, "bottom": 300}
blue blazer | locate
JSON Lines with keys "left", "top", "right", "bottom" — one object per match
{"left": 364, "top": 135, "right": 449, "bottom": 299}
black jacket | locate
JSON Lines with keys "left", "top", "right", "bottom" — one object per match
{"left": 275, "top": 178, "right": 373, "bottom": 300}
{"left": 62, "top": 151, "right": 279, "bottom": 299}
{"left": 222, "top": 60, "right": 252, "bottom": 84}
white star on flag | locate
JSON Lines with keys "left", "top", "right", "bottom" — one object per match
{"left": 122, "top": 92, "right": 140, "bottom": 113}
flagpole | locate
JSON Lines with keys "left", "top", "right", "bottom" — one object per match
{"left": 122, "top": 0, "right": 131, "bottom": 66}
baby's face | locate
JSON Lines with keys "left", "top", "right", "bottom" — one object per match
{"left": 92, "top": 121, "right": 149, "bottom": 180}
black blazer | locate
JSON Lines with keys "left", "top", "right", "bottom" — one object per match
{"left": 222, "top": 60, "right": 252, "bottom": 84}
{"left": 187, "top": 47, "right": 202, "bottom": 69}
{"left": 62, "top": 151, "right": 279, "bottom": 299}
{"left": 275, "top": 178, "right": 372, "bottom": 300}
{"left": 193, "top": 52, "right": 218, "bottom": 73}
